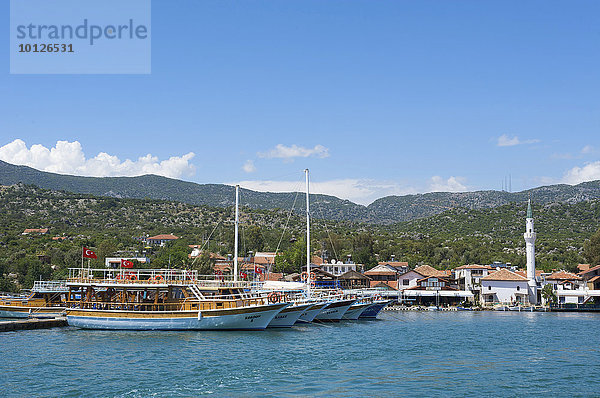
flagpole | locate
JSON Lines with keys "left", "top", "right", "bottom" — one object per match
{"left": 81, "top": 246, "right": 84, "bottom": 269}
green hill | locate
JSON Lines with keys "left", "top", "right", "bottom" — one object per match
{"left": 2, "top": 160, "right": 600, "bottom": 224}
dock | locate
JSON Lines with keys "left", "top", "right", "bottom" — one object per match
{"left": 0, "top": 317, "right": 67, "bottom": 332}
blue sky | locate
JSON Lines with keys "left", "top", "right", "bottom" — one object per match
{"left": 1, "top": 0, "right": 599, "bottom": 204}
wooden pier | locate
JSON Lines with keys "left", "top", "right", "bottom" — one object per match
{"left": 0, "top": 317, "right": 67, "bottom": 332}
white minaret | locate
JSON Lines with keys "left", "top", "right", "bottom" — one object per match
{"left": 524, "top": 199, "right": 537, "bottom": 304}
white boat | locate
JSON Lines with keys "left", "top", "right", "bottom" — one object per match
{"left": 267, "top": 303, "right": 313, "bottom": 328}
{"left": 314, "top": 299, "right": 356, "bottom": 321}
{"left": 359, "top": 300, "right": 393, "bottom": 318}
{"left": 342, "top": 302, "right": 372, "bottom": 320}
{"left": 297, "top": 302, "right": 329, "bottom": 323}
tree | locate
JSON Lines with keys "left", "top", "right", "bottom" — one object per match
{"left": 541, "top": 283, "right": 557, "bottom": 305}
{"left": 584, "top": 228, "right": 600, "bottom": 265}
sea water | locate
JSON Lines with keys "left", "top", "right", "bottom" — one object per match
{"left": 1, "top": 311, "right": 598, "bottom": 397}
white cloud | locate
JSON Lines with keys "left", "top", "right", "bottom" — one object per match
{"left": 581, "top": 145, "right": 594, "bottom": 154}
{"left": 0, "top": 139, "right": 196, "bottom": 179}
{"left": 258, "top": 144, "right": 330, "bottom": 160}
{"left": 497, "top": 134, "right": 540, "bottom": 147}
{"left": 561, "top": 161, "right": 600, "bottom": 185}
{"left": 242, "top": 160, "right": 256, "bottom": 173}
{"left": 428, "top": 176, "right": 467, "bottom": 192}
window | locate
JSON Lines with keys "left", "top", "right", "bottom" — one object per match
{"left": 516, "top": 286, "right": 520, "bottom": 291}
{"left": 488, "top": 286, "right": 491, "bottom": 290}
{"left": 403, "top": 279, "right": 409, "bottom": 286}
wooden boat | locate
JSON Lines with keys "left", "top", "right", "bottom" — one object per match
{"left": 65, "top": 268, "right": 288, "bottom": 331}
{"left": 0, "top": 281, "right": 67, "bottom": 318}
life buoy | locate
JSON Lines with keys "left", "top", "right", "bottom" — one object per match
{"left": 268, "top": 292, "right": 280, "bottom": 303}
{"left": 126, "top": 274, "right": 137, "bottom": 281}
{"left": 154, "top": 275, "right": 164, "bottom": 283}
{"left": 300, "top": 272, "right": 317, "bottom": 282}
{"left": 116, "top": 274, "right": 123, "bottom": 280}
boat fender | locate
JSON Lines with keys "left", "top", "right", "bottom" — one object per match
{"left": 197, "top": 311, "right": 203, "bottom": 321}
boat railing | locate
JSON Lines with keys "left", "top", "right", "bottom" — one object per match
{"left": 67, "top": 268, "right": 264, "bottom": 289}
{"left": 32, "top": 280, "right": 69, "bottom": 293}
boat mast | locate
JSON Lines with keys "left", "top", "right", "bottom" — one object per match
{"left": 305, "top": 169, "right": 311, "bottom": 298}
{"left": 234, "top": 184, "right": 239, "bottom": 282}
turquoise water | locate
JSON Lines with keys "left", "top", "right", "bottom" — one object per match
{"left": 1, "top": 311, "right": 599, "bottom": 397}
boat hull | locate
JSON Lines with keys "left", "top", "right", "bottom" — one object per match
{"left": 0, "top": 305, "right": 65, "bottom": 319}
{"left": 359, "top": 300, "right": 392, "bottom": 319}
{"left": 342, "top": 303, "right": 372, "bottom": 320}
{"left": 296, "top": 302, "right": 329, "bottom": 323}
{"left": 314, "top": 299, "right": 356, "bottom": 321}
{"left": 66, "top": 303, "right": 289, "bottom": 330}
{"left": 267, "top": 303, "right": 313, "bottom": 328}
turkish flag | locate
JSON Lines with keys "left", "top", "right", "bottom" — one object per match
{"left": 121, "top": 259, "right": 134, "bottom": 268}
{"left": 83, "top": 247, "right": 97, "bottom": 259}
{"left": 254, "top": 265, "right": 262, "bottom": 274}
{"left": 240, "top": 272, "right": 247, "bottom": 279}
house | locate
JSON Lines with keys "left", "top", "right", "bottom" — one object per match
{"left": 22, "top": 228, "right": 49, "bottom": 235}
{"left": 146, "top": 234, "right": 179, "bottom": 246}
{"left": 377, "top": 261, "right": 409, "bottom": 275}
{"left": 453, "top": 264, "right": 493, "bottom": 301}
{"left": 481, "top": 269, "right": 530, "bottom": 305}
{"left": 319, "top": 259, "right": 360, "bottom": 277}
{"left": 402, "top": 275, "right": 473, "bottom": 306}
{"left": 337, "top": 270, "right": 371, "bottom": 289}
{"left": 578, "top": 265, "right": 600, "bottom": 290}
{"left": 414, "top": 265, "right": 448, "bottom": 278}
{"left": 364, "top": 264, "right": 399, "bottom": 289}
{"left": 397, "top": 270, "right": 426, "bottom": 291}
{"left": 543, "top": 271, "right": 585, "bottom": 304}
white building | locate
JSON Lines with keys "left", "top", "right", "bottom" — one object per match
{"left": 397, "top": 270, "right": 425, "bottom": 290}
{"left": 320, "top": 260, "right": 357, "bottom": 277}
{"left": 453, "top": 264, "right": 493, "bottom": 299}
{"left": 481, "top": 269, "right": 530, "bottom": 305}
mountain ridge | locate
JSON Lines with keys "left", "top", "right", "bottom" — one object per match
{"left": 2, "top": 159, "right": 600, "bottom": 224}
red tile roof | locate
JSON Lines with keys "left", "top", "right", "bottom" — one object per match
{"left": 546, "top": 271, "right": 582, "bottom": 281}
{"left": 414, "top": 265, "right": 447, "bottom": 277}
{"left": 482, "top": 269, "right": 528, "bottom": 282}
{"left": 370, "top": 281, "right": 398, "bottom": 290}
{"left": 147, "top": 234, "right": 179, "bottom": 240}
{"left": 23, "top": 228, "right": 48, "bottom": 234}
{"left": 454, "top": 264, "right": 492, "bottom": 270}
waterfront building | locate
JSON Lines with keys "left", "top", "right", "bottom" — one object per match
{"left": 364, "top": 264, "right": 399, "bottom": 289}
{"left": 453, "top": 264, "right": 493, "bottom": 302}
{"left": 377, "top": 260, "right": 409, "bottom": 275}
{"left": 481, "top": 268, "right": 530, "bottom": 305}
{"left": 402, "top": 275, "right": 474, "bottom": 306}
{"left": 337, "top": 270, "right": 371, "bottom": 289}
{"left": 319, "top": 259, "right": 359, "bottom": 277}
{"left": 543, "top": 271, "right": 585, "bottom": 304}
{"left": 579, "top": 265, "right": 600, "bottom": 290}
{"left": 397, "top": 270, "right": 426, "bottom": 290}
